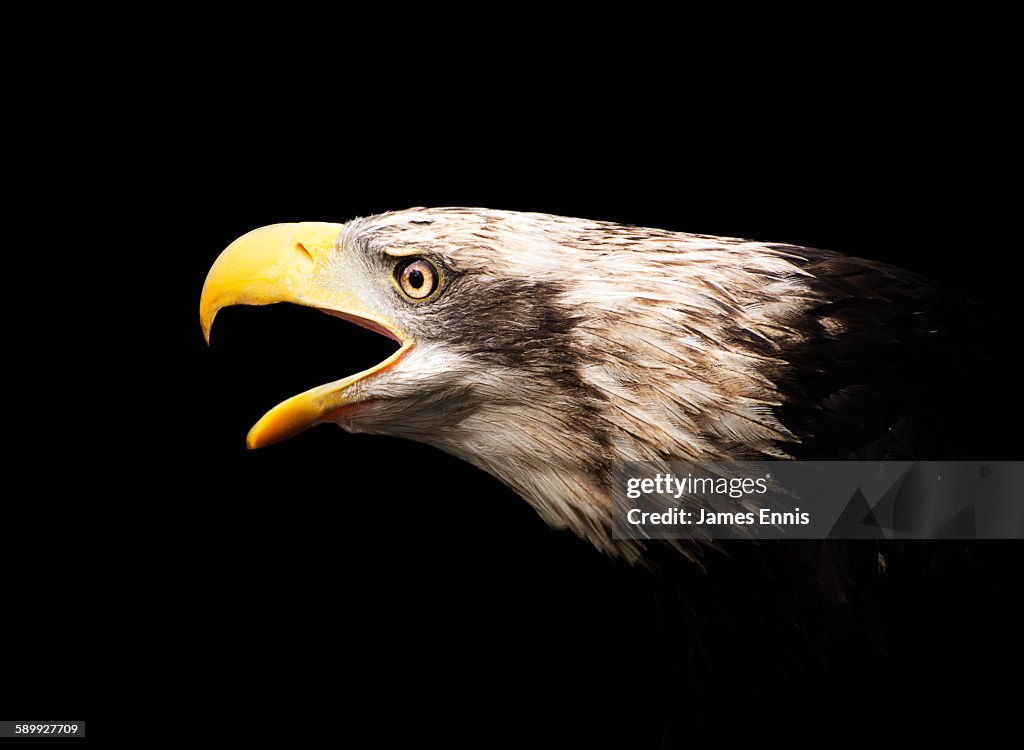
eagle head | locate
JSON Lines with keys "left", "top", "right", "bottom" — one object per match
{"left": 201, "top": 207, "right": 955, "bottom": 561}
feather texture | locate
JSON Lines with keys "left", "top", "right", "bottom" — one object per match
{"left": 330, "top": 208, "right": 1005, "bottom": 560}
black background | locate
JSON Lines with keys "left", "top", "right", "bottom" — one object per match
{"left": 5, "top": 59, "right": 1019, "bottom": 745}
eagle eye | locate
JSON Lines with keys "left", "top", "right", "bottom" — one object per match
{"left": 396, "top": 258, "right": 439, "bottom": 300}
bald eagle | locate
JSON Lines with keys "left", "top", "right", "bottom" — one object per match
{"left": 200, "top": 207, "right": 1001, "bottom": 559}
{"left": 200, "top": 208, "right": 1016, "bottom": 743}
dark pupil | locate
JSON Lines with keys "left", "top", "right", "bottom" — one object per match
{"left": 408, "top": 268, "right": 425, "bottom": 289}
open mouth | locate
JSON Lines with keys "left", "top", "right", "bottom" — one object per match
{"left": 244, "top": 311, "right": 412, "bottom": 449}
{"left": 199, "top": 222, "right": 413, "bottom": 449}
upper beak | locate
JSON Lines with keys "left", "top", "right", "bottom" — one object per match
{"left": 200, "top": 223, "right": 409, "bottom": 449}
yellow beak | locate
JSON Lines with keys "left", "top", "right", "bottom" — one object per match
{"left": 200, "top": 223, "right": 410, "bottom": 449}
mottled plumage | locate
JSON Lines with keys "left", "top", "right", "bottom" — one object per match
{"left": 307, "top": 208, "right": 989, "bottom": 561}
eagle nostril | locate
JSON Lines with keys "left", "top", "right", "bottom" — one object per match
{"left": 295, "top": 242, "right": 314, "bottom": 263}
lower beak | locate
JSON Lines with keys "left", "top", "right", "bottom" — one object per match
{"left": 199, "top": 222, "right": 409, "bottom": 448}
